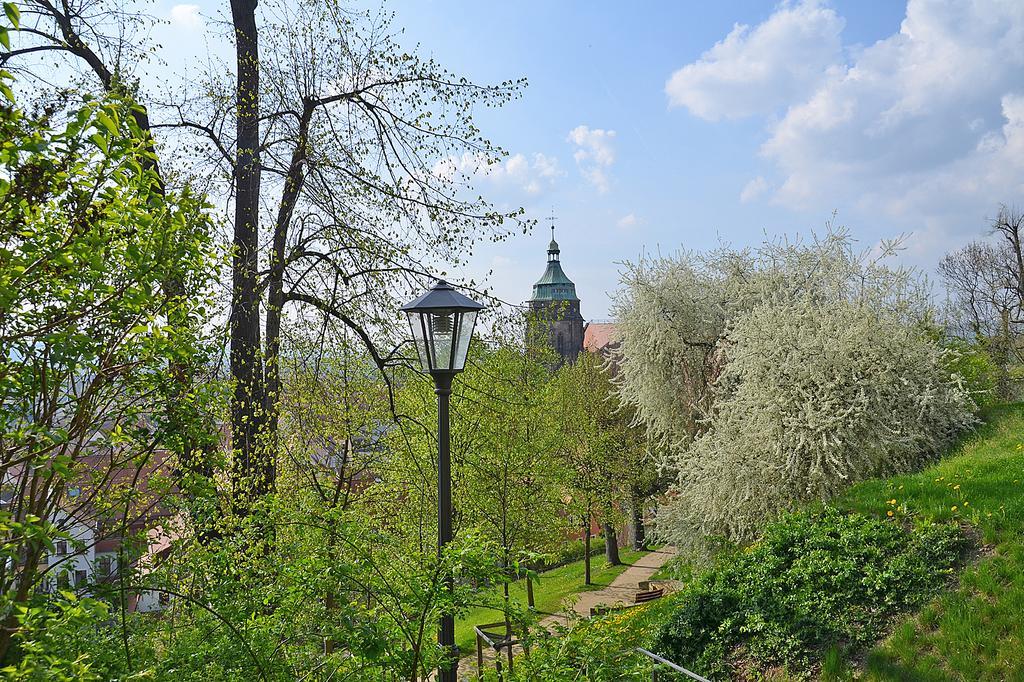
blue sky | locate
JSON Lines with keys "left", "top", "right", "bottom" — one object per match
{"left": 152, "top": 0, "right": 1024, "bottom": 318}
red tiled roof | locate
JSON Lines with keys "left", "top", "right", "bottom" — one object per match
{"left": 584, "top": 322, "right": 619, "bottom": 353}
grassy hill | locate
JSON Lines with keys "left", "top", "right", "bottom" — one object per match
{"left": 508, "top": 404, "right": 1024, "bottom": 681}
{"left": 834, "top": 403, "right": 1024, "bottom": 680}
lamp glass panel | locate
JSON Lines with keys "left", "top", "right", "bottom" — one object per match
{"left": 428, "top": 311, "right": 455, "bottom": 371}
{"left": 405, "top": 311, "right": 430, "bottom": 371}
{"left": 452, "top": 310, "right": 476, "bottom": 371}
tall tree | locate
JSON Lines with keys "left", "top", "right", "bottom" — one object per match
{"left": 6, "top": 0, "right": 528, "bottom": 518}
{"left": 455, "top": 344, "right": 567, "bottom": 609}
{"left": 552, "top": 352, "right": 646, "bottom": 580}
{"left": 940, "top": 205, "right": 1024, "bottom": 399}
{"left": 0, "top": 80, "right": 216, "bottom": 661}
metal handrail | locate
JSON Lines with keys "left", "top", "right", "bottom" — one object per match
{"left": 474, "top": 622, "right": 525, "bottom": 680}
{"left": 635, "top": 648, "right": 712, "bottom": 682}
{"left": 474, "top": 622, "right": 521, "bottom": 649}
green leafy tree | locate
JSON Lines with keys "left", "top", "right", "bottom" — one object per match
{"left": 455, "top": 343, "right": 568, "bottom": 609}
{"left": 552, "top": 352, "right": 648, "bottom": 580}
{"left": 382, "top": 337, "right": 569, "bottom": 618}
{"left": 0, "top": 55, "right": 218, "bottom": 665}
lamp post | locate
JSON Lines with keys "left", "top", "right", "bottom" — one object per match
{"left": 401, "top": 280, "right": 484, "bottom": 682}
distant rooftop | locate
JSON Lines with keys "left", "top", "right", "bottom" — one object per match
{"left": 584, "top": 321, "right": 619, "bottom": 353}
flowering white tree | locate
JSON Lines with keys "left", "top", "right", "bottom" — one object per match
{"left": 613, "top": 229, "right": 975, "bottom": 548}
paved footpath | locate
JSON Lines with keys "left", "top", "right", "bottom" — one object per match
{"left": 457, "top": 546, "right": 678, "bottom": 679}
{"left": 539, "top": 545, "right": 677, "bottom": 628}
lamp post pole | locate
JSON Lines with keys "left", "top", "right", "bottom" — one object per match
{"left": 401, "top": 279, "right": 483, "bottom": 682}
{"left": 435, "top": 372, "right": 457, "bottom": 682}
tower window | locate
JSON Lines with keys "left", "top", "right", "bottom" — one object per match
{"left": 557, "top": 333, "right": 565, "bottom": 354}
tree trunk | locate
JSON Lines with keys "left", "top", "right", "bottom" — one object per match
{"left": 503, "top": 578, "right": 512, "bottom": 665}
{"left": 622, "top": 485, "right": 647, "bottom": 548}
{"left": 263, "top": 103, "right": 313, "bottom": 490}
{"left": 583, "top": 515, "right": 591, "bottom": 586}
{"left": 229, "top": 0, "right": 271, "bottom": 511}
{"left": 630, "top": 490, "right": 646, "bottom": 551}
{"left": 603, "top": 523, "right": 621, "bottom": 566}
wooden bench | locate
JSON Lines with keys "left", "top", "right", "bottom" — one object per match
{"left": 634, "top": 587, "right": 664, "bottom": 603}
{"left": 589, "top": 587, "right": 666, "bottom": 616}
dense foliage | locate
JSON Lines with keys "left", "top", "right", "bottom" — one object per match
{"left": 940, "top": 337, "right": 1001, "bottom": 408}
{"left": 503, "top": 592, "right": 684, "bottom": 681}
{"left": 511, "top": 510, "right": 968, "bottom": 681}
{"left": 657, "top": 298, "right": 975, "bottom": 546}
{"left": 652, "top": 510, "right": 967, "bottom": 677}
{"left": 0, "top": 53, "right": 219, "bottom": 670}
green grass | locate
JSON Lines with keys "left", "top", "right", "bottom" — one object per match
{"left": 650, "top": 555, "right": 687, "bottom": 582}
{"left": 478, "top": 405, "right": 1024, "bottom": 678}
{"left": 833, "top": 403, "right": 1024, "bottom": 681}
{"left": 455, "top": 546, "right": 649, "bottom": 655}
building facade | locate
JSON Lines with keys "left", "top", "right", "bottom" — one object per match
{"left": 527, "top": 231, "right": 585, "bottom": 364}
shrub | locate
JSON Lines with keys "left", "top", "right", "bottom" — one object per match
{"left": 505, "top": 592, "right": 686, "bottom": 681}
{"left": 941, "top": 338, "right": 999, "bottom": 407}
{"left": 652, "top": 510, "right": 968, "bottom": 677}
{"left": 655, "top": 298, "right": 974, "bottom": 547}
{"left": 615, "top": 230, "right": 975, "bottom": 548}
{"left": 532, "top": 536, "right": 609, "bottom": 572}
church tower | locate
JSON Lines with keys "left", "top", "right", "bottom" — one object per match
{"left": 527, "top": 225, "right": 584, "bottom": 364}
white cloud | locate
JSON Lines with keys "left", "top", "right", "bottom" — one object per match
{"left": 617, "top": 213, "right": 640, "bottom": 229}
{"left": 432, "top": 151, "right": 563, "bottom": 195}
{"left": 669, "top": 0, "right": 1024, "bottom": 263}
{"left": 665, "top": 0, "right": 844, "bottom": 120}
{"left": 740, "top": 176, "right": 769, "bottom": 203}
{"left": 567, "top": 125, "right": 616, "bottom": 192}
{"left": 168, "top": 3, "right": 202, "bottom": 29}
{"left": 761, "top": 0, "right": 1024, "bottom": 225}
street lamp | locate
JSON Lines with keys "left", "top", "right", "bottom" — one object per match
{"left": 401, "top": 279, "right": 484, "bottom": 682}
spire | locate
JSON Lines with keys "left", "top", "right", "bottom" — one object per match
{"left": 547, "top": 208, "right": 560, "bottom": 261}
{"left": 530, "top": 208, "right": 577, "bottom": 302}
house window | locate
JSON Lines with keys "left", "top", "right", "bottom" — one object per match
{"left": 57, "top": 572, "right": 69, "bottom": 590}
{"left": 96, "top": 555, "right": 114, "bottom": 579}
{"left": 54, "top": 540, "right": 68, "bottom": 556}
{"left": 73, "top": 570, "right": 87, "bottom": 588}
{"left": 158, "top": 592, "right": 171, "bottom": 607}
